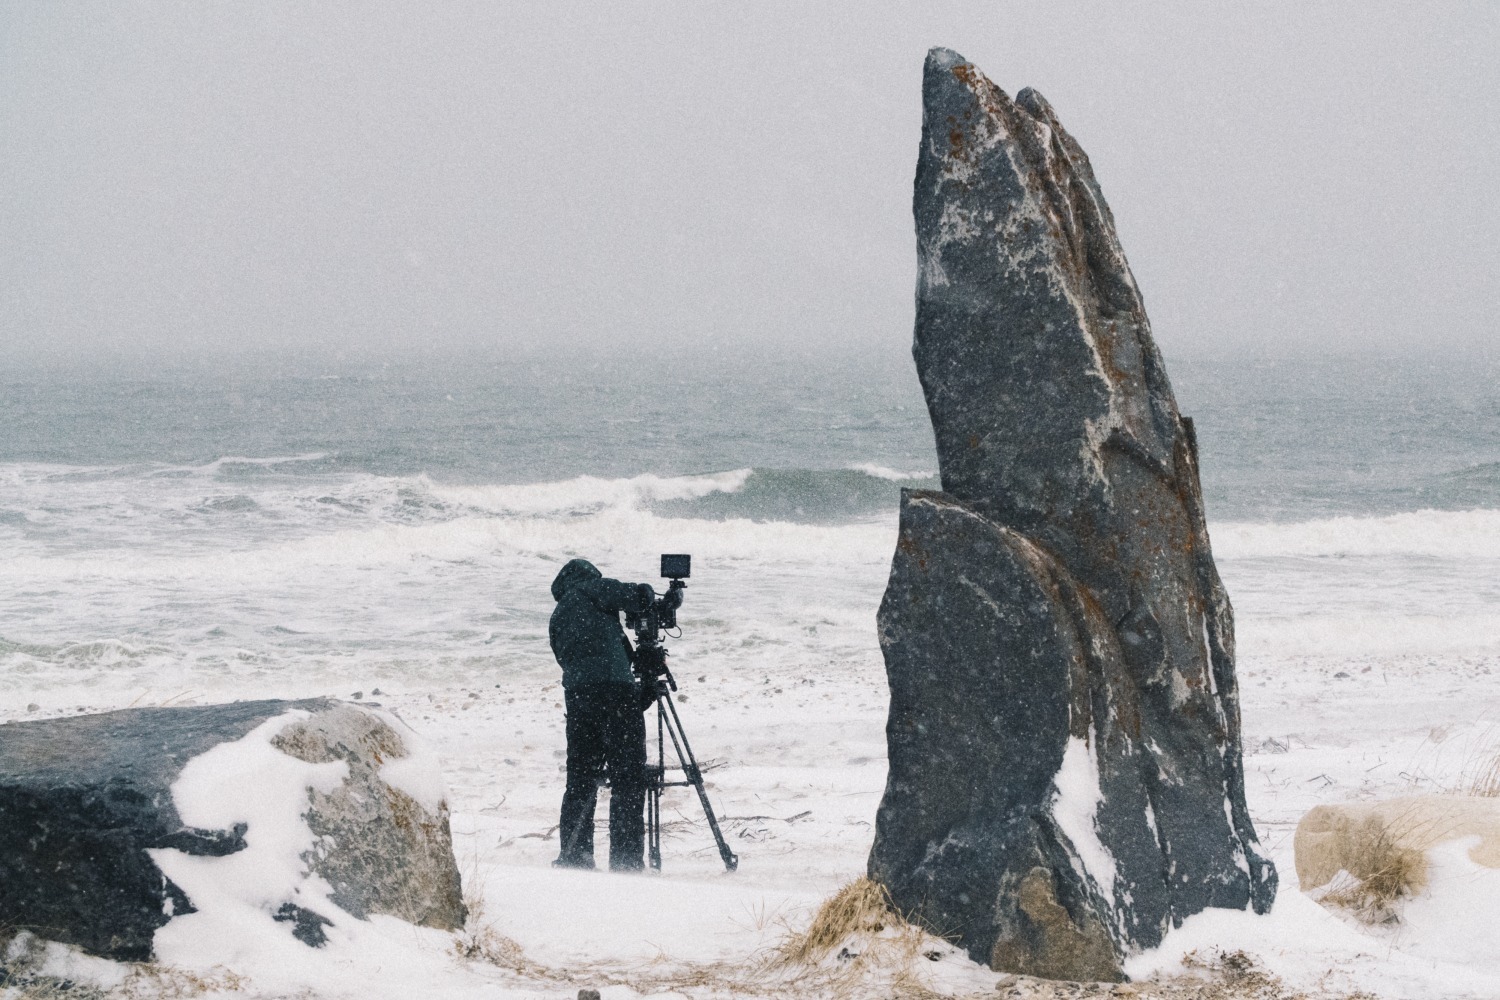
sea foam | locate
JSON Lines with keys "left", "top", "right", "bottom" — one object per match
{"left": 1214, "top": 508, "right": 1500, "bottom": 560}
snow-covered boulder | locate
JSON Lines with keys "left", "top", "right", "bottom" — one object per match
{"left": 1294, "top": 796, "right": 1500, "bottom": 971}
{"left": 867, "top": 49, "right": 1275, "bottom": 982}
{"left": 1296, "top": 795, "right": 1500, "bottom": 907}
{"left": 0, "top": 699, "right": 465, "bottom": 960}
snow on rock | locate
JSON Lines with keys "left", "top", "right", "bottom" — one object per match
{"left": 1293, "top": 795, "right": 1500, "bottom": 973}
{"left": 0, "top": 698, "right": 464, "bottom": 966}
{"left": 266, "top": 703, "right": 466, "bottom": 930}
{"left": 0, "top": 699, "right": 331, "bottom": 960}
{"left": 1050, "top": 735, "right": 1119, "bottom": 903}
{"left": 1295, "top": 794, "right": 1500, "bottom": 894}
{"left": 154, "top": 701, "right": 465, "bottom": 959}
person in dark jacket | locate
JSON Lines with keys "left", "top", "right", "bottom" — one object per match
{"left": 549, "top": 557, "right": 653, "bottom": 871}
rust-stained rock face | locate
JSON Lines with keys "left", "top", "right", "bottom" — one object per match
{"left": 868, "top": 49, "right": 1275, "bottom": 981}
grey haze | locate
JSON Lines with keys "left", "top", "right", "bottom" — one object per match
{"left": 1, "top": 2, "right": 1495, "bottom": 360}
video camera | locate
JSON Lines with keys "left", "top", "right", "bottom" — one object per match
{"left": 625, "top": 553, "right": 690, "bottom": 645}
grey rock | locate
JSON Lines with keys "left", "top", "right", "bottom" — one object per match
{"left": 273, "top": 902, "right": 333, "bottom": 947}
{"left": 0, "top": 699, "right": 313, "bottom": 960}
{"left": 872, "top": 491, "right": 1123, "bottom": 981}
{"left": 0, "top": 699, "right": 465, "bottom": 960}
{"left": 868, "top": 49, "right": 1275, "bottom": 980}
{"left": 272, "top": 704, "right": 466, "bottom": 931}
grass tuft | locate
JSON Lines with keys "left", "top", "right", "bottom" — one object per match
{"left": 0, "top": 930, "right": 108, "bottom": 1000}
{"left": 774, "top": 877, "right": 900, "bottom": 967}
{"left": 117, "top": 965, "right": 249, "bottom": 998}
{"left": 450, "top": 876, "right": 539, "bottom": 975}
{"left": 1312, "top": 819, "right": 1426, "bottom": 923}
{"left": 1464, "top": 752, "right": 1500, "bottom": 797}
{"left": 765, "top": 877, "right": 961, "bottom": 999}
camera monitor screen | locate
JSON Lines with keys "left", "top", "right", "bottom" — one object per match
{"left": 660, "top": 554, "right": 691, "bottom": 579}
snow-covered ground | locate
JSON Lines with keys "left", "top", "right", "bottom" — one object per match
{"left": 9, "top": 647, "right": 1500, "bottom": 999}
{"left": 5, "top": 502, "right": 1500, "bottom": 999}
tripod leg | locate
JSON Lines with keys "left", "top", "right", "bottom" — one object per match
{"left": 647, "top": 701, "right": 664, "bottom": 870}
{"left": 659, "top": 690, "right": 739, "bottom": 872}
{"left": 648, "top": 785, "right": 661, "bottom": 871}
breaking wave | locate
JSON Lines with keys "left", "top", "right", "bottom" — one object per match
{"left": 1213, "top": 508, "right": 1500, "bottom": 561}
{"left": 422, "top": 466, "right": 938, "bottom": 523}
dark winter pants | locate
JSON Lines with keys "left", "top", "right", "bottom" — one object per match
{"left": 557, "top": 682, "right": 647, "bottom": 871}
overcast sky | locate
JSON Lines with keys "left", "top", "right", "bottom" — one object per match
{"left": 1, "top": 2, "right": 1495, "bottom": 360}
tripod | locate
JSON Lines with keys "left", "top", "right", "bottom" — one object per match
{"left": 636, "top": 637, "right": 739, "bottom": 872}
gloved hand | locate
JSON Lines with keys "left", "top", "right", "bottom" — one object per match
{"left": 637, "top": 680, "right": 659, "bottom": 713}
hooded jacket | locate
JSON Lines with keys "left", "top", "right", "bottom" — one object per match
{"left": 549, "top": 559, "right": 650, "bottom": 690}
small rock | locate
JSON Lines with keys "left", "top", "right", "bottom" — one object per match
{"left": 26, "top": 703, "right": 39, "bottom": 712}
{"left": 273, "top": 902, "right": 331, "bottom": 947}
{"left": 1111, "top": 985, "right": 1140, "bottom": 996}
{"left": 352, "top": 691, "right": 364, "bottom": 700}
{"left": 577, "top": 990, "right": 601, "bottom": 1000}
{"left": 371, "top": 688, "right": 383, "bottom": 695}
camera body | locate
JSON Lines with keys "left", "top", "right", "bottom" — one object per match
{"left": 626, "top": 554, "right": 691, "bottom": 689}
{"left": 626, "top": 554, "right": 690, "bottom": 632}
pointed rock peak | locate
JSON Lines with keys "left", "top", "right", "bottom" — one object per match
{"left": 923, "top": 47, "right": 994, "bottom": 99}
{"left": 925, "top": 46, "right": 969, "bottom": 72}
{"left": 1015, "top": 87, "right": 1056, "bottom": 124}
{"left": 921, "top": 50, "right": 1023, "bottom": 141}
{"left": 921, "top": 54, "right": 1063, "bottom": 142}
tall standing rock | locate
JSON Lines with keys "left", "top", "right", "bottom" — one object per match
{"left": 868, "top": 49, "right": 1275, "bottom": 981}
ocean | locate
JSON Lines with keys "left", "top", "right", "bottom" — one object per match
{"left": 1, "top": 345, "right": 1497, "bottom": 704}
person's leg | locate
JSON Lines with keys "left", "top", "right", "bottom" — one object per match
{"left": 557, "top": 687, "right": 604, "bottom": 868}
{"left": 603, "top": 684, "right": 648, "bottom": 871}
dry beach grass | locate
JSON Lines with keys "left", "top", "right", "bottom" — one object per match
{"left": 442, "top": 878, "right": 1382, "bottom": 1000}
{"left": 0, "top": 881, "right": 1389, "bottom": 1000}
{"left": 1462, "top": 748, "right": 1500, "bottom": 798}
{"left": 449, "top": 874, "right": 942, "bottom": 998}
{"left": 0, "top": 930, "right": 106, "bottom": 1000}
{"left": 1309, "top": 821, "right": 1426, "bottom": 924}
